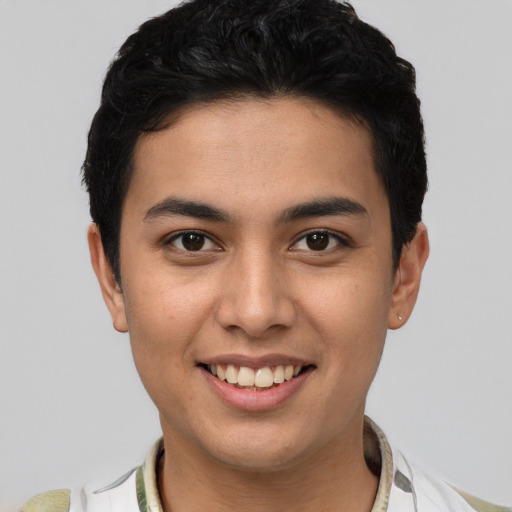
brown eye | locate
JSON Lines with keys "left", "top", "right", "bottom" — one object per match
{"left": 306, "top": 233, "right": 329, "bottom": 251}
{"left": 168, "top": 231, "right": 218, "bottom": 252}
{"left": 291, "top": 231, "right": 347, "bottom": 252}
{"left": 182, "top": 233, "right": 205, "bottom": 251}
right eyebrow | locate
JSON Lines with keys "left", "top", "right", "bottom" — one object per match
{"left": 277, "top": 197, "right": 368, "bottom": 224}
{"left": 144, "top": 197, "right": 230, "bottom": 222}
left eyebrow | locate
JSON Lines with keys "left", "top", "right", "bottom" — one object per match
{"left": 144, "top": 197, "right": 230, "bottom": 222}
{"left": 277, "top": 197, "right": 368, "bottom": 224}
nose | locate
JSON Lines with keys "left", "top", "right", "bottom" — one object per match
{"left": 215, "top": 249, "right": 296, "bottom": 338}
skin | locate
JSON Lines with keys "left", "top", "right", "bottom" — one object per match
{"left": 89, "top": 98, "right": 429, "bottom": 512}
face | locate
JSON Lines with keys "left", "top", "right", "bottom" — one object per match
{"left": 90, "top": 98, "right": 426, "bottom": 471}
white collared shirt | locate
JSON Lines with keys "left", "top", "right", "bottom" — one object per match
{"left": 21, "top": 418, "right": 510, "bottom": 512}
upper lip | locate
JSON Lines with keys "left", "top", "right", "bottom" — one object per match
{"left": 198, "top": 353, "right": 314, "bottom": 368}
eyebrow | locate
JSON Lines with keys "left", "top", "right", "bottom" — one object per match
{"left": 143, "top": 196, "right": 367, "bottom": 224}
{"left": 144, "top": 197, "right": 230, "bottom": 222}
{"left": 277, "top": 197, "right": 367, "bottom": 224}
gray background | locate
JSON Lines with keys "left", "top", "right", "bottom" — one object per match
{"left": 0, "top": 1, "right": 511, "bottom": 509}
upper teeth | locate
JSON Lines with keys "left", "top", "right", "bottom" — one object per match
{"left": 209, "top": 364, "right": 302, "bottom": 389}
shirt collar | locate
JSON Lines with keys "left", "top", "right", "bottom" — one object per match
{"left": 364, "top": 416, "right": 393, "bottom": 512}
{"left": 136, "top": 416, "right": 393, "bottom": 512}
{"left": 136, "top": 439, "right": 164, "bottom": 512}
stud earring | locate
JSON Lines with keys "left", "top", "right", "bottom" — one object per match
{"left": 397, "top": 314, "right": 403, "bottom": 321}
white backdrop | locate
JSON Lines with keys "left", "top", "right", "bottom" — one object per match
{"left": 0, "top": 1, "right": 511, "bottom": 509}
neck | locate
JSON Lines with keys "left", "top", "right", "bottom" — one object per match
{"left": 158, "top": 418, "right": 379, "bottom": 512}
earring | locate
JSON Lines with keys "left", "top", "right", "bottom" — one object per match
{"left": 397, "top": 314, "right": 403, "bottom": 321}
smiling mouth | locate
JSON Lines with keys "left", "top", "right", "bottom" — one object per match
{"left": 201, "top": 363, "right": 312, "bottom": 390}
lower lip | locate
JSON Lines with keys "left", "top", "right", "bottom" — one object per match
{"left": 201, "top": 366, "right": 313, "bottom": 411}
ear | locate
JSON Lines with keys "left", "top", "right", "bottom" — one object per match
{"left": 87, "top": 223, "right": 128, "bottom": 332}
{"left": 388, "top": 224, "right": 429, "bottom": 329}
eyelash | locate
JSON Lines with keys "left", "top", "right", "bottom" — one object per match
{"left": 165, "top": 230, "right": 220, "bottom": 252}
{"left": 290, "top": 230, "right": 350, "bottom": 252}
{"left": 165, "top": 229, "right": 349, "bottom": 253}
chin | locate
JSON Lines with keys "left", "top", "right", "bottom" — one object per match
{"left": 202, "top": 427, "right": 318, "bottom": 472}
{"left": 214, "top": 447, "right": 300, "bottom": 473}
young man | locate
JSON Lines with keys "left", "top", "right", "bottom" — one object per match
{"left": 20, "top": 0, "right": 510, "bottom": 511}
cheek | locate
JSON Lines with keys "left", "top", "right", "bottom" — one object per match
{"left": 120, "top": 277, "right": 210, "bottom": 422}
{"left": 120, "top": 268, "right": 217, "bottom": 372}
{"left": 302, "top": 268, "right": 392, "bottom": 335}
{"left": 301, "top": 272, "right": 390, "bottom": 421}
{"left": 298, "top": 266, "right": 392, "bottom": 380}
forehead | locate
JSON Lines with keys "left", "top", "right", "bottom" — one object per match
{"left": 126, "top": 97, "right": 385, "bottom": 220}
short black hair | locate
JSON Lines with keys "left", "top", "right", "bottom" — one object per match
{"left": 82, "top": 0, "right": 427, "bottom": 282}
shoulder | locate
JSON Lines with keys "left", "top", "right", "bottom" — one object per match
{"left": 19, "top": 439, "right": 163, "bottom": 512}
{"left": 19, "top": 467, "right": 140, "bottom": 512}
{"left": 454, "top": 488, "right": 512, "bottom": 512}
{"left": 20, "top": 489, "right": 71, "bottom": 512}
{"left": 392, "top": 450, "right": 511, "bottom": 512}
